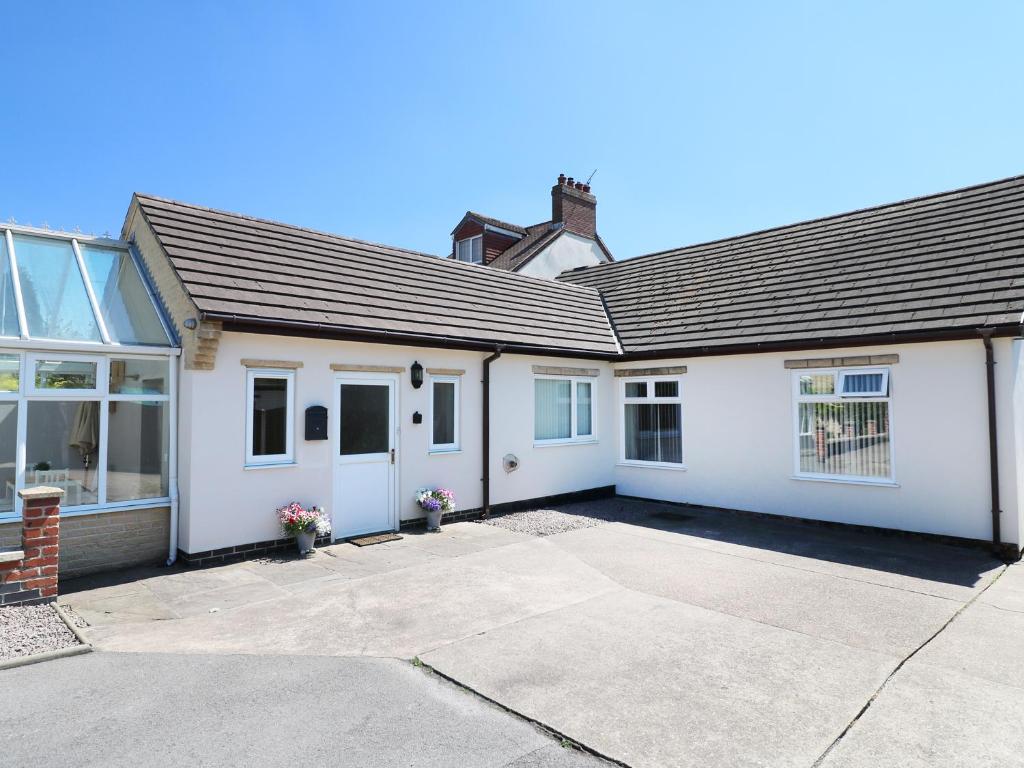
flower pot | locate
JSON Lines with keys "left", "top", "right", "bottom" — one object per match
{"left": 296, "top": 530, "right": 316, "bottom": 555}
{"left": 425, "top": 508, "right": 443, "bottom": 532}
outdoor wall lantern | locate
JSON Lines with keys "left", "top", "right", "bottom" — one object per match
{"left": 411, "top": 361, "right": 424, "bottom": 389}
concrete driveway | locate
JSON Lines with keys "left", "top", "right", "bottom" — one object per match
{"left": 48, "top": 499, "right": 1024, "bottom": 766}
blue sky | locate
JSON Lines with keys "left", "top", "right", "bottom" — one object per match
{"left": 1, "top": 2, "right": 1021, "bottom": 260}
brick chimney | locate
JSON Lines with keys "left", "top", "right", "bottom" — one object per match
{"left": 551, "top": 173, "right": 596, "bottom": 238}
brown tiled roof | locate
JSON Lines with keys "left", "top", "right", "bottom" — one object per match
{"left": 453, "top": 212, "right": 528, "bottom": 236}
{"left": 560, "top": 174, "right": 1024, "bottom": 356}
{"left": 131, "top": 194, "right": 619, "bottom": 356}
{"left": 486, "top": 222, "right": 561, "bottom": 272}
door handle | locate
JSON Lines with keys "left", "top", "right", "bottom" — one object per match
{"left": 390, "top": 448, "right": 395, "bottom": 464}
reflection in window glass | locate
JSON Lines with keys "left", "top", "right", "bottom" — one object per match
{"left": 34, "top": 359, "right": 97, "bottom": 390}
{"left": 576, "top": 382, "right": 592, "bottom": 436}
{"left": 81, "top": 246, "right": 169, "bottom": 345}
{"left": 252, "top": 377, "right": 289, "bottom": 457}
{"left": 13, "top": 235, "right": 100, "bottom": 341}
{"left": 624, "top": 403, "right": 682, "bottom": 464}
{"left": 624, "top": 382, "right": 647, "bottom": 398}
{"left": 432, "top": 381, "right": 455, "bottom": 447}
{"left": 107, "top": 401, "right": 168, "bottom": 502}
{"left": 0, "top": 237, "right": 21, "bottom": 337}
{"left": 339, "top": 384, "right": 389, "bottom": 455}
{"left": 0, "top": 354, "right": 19, "bottom": 392}
{"left": 0, "top": 403, "right": 16, "bottom": 515}
{"left": 799, "top": 374, "right": 835, "bottom": 396}
{"left": 110, "top": 358, "right": 167, "bottom": 395}
{"left": 798, "top": 401, "right": 891, "bottom": 479}
{"left": 26, "top": 401, "right": 100, "bottom": 507}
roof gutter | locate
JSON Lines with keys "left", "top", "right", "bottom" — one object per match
{"left": 979, "top": 329, "right": 1005, "bottom": 558}
{"left": 206, "top": 312, "right": 614, "bottom": 360}
{"left": 616, "top": 324, "right": 1024, "bottom": 362}
{"left": 481, "top": 346, "right": 504, "bottom": 519}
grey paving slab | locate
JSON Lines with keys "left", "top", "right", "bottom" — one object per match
{"left": 551, "top": 523, "right": 961, "bottom": 656}
{"left": 239, "top": 556, "right": 336, "bottom": 585}
{"left": 68, "top": 589, "right": 178, "bottom": 625}
{"left": 423, "top": 589, "right": 898, "bottom": 768}
{"left": 140, "top": 563, "right": 267, "bottom": 602}
{"left": 819, "top": 661, "right": 1024, "bottom": 767}
{"left": 612, "top": 514, "right": 1003, "bottom": 601}
{"left": 912, "top": 601, "right": 1024, "bottom": 690}
{"left": 164, "top": 579, "right": 291, "bottom": 618}
{"left": 83, "top": 538, "right": 619, "bottom": 658}
{"left": 0, "top": 652, "right": 610, "bottom": 768}
{"left": 979, "top": 562, "right": 1024, "bottom": 613}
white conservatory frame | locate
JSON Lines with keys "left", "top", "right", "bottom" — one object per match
{"left": 0, "top": 224, "right": 180, "bottom": 521}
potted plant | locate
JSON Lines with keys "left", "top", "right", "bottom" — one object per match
{"left": 415, "top": 488, "right": 455, "bottom": 532}
{"left": 276, "top": 502, "right": 331, "bottom": 555}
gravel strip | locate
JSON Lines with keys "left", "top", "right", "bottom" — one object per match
{"left": 0, "top": 604, "right": 81, "bottom": 660}
{"left": 477, "top": 498, "right": 656, "bottom": 537}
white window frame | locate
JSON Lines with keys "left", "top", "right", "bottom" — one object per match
{"left": 428, "top": 374, "right": 461, "bottom": 453}
{"left": 792, "top": 367, "right": 896, "bottom": 485}
{"left": 455, "top": 235, "right": 483, "bottom": 264}
{"left": 0, "top": 350, "right": 174, "bottom": 521}
{"left": 618, "top": 376, "right": 685, "bottom": 468}
{"left": 245, "top": 368, "right": 295, "bottom": 467}
{"left": 533, "top": 375, "right": 597, "bottom": 446}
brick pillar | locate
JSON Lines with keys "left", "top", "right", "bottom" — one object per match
{"left": 0, "top": 486, "right": 64, "bottom": 605}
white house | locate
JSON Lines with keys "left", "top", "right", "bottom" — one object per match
{"left": 447, "top": 175, "right": 614, "bottom": 278}
{"left": 1, "top": 173, "right": 1022, "bottom": 575}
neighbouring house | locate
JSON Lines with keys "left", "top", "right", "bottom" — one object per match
{"left": 448, "top": 175, "right": 614, "bottom": 278}
{"left": 1, "top": 173, "right": 1022, "bottom": 576}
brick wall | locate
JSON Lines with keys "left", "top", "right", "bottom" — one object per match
{"left": 0, "top": 487, "right": 62, "bottom": 606}
{"left": 0, "top": 506, "right": 169, "bottom": 580}
{"left": 551, "top": 178, "right": 596, "bottom": 238}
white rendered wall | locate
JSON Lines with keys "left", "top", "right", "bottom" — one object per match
{"left": 613, "top": 339, "right": 1022, "bottom": 547}
{"left": 487, "top": 355, "right": 616, "bottom": 506}
{"left": 1010, "top": 338, "right": 1024, "bottom": 551}
{"left": 517, "top": 231, "right": 608, "bottom": 279}
{"left": 177, "top": 332, "right": 615, "bottom": 553}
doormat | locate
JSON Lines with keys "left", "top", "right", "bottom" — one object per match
{"left": 348, "top": 533, "right": 403, "bottom": 547}
{"left": 650, "top": 511, "right": 695, "bottom": 522}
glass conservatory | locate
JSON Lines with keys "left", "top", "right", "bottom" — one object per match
{"left": 0, "top": 226, "right": 177, "bottom": 521}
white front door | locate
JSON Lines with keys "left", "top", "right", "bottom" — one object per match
{"left": 332, "top": 374, "right": 397, "bottom": 539}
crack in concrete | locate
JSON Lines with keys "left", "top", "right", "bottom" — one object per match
{"left": 416, "top": 660, "right": 630, "bottom": 768}
{"left": 810, "top": 564, "right": 1009, "bottom": 767}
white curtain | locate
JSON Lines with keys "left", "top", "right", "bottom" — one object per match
{"left": 535, "top": 380, "right": 571, "bottom": 440}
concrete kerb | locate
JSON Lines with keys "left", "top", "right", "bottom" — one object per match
{"left": 0, "top": 603, "right": 93, "bottom": 672}
{"left": 0, "top": 641, "right": 91, "bottom": 672}
{"left": 411, "top": 657, "right": 628, "bottom": 767}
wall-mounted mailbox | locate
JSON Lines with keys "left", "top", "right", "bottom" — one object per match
{"left": 412, "top": 411, "right": 423, "bottom": 425}
{"left": 305, "top": 405, "right": 328, "bottom": 440}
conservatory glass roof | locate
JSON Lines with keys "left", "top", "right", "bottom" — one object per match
{"left": 0, "top": 228, "right": 172, "bottom": 347}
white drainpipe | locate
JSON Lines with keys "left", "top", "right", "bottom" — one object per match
{"left": 166, "top": 354, "right": 180, "bottom": 566}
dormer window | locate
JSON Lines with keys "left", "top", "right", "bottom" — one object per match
{"left": 455, "top": 235, "right": 483, "bottom": 264}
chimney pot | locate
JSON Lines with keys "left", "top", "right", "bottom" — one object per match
{"left": 583, "top": 183, "right": 591, "bottom": 193}
{"left": 575, "top": 182, "right": 584, "bottom": 191}
{"left": 567, "top": 177, "right": 574, "bottom": 186}
{"left": 557, "top": 173, "right": 566, "bottom": 185}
